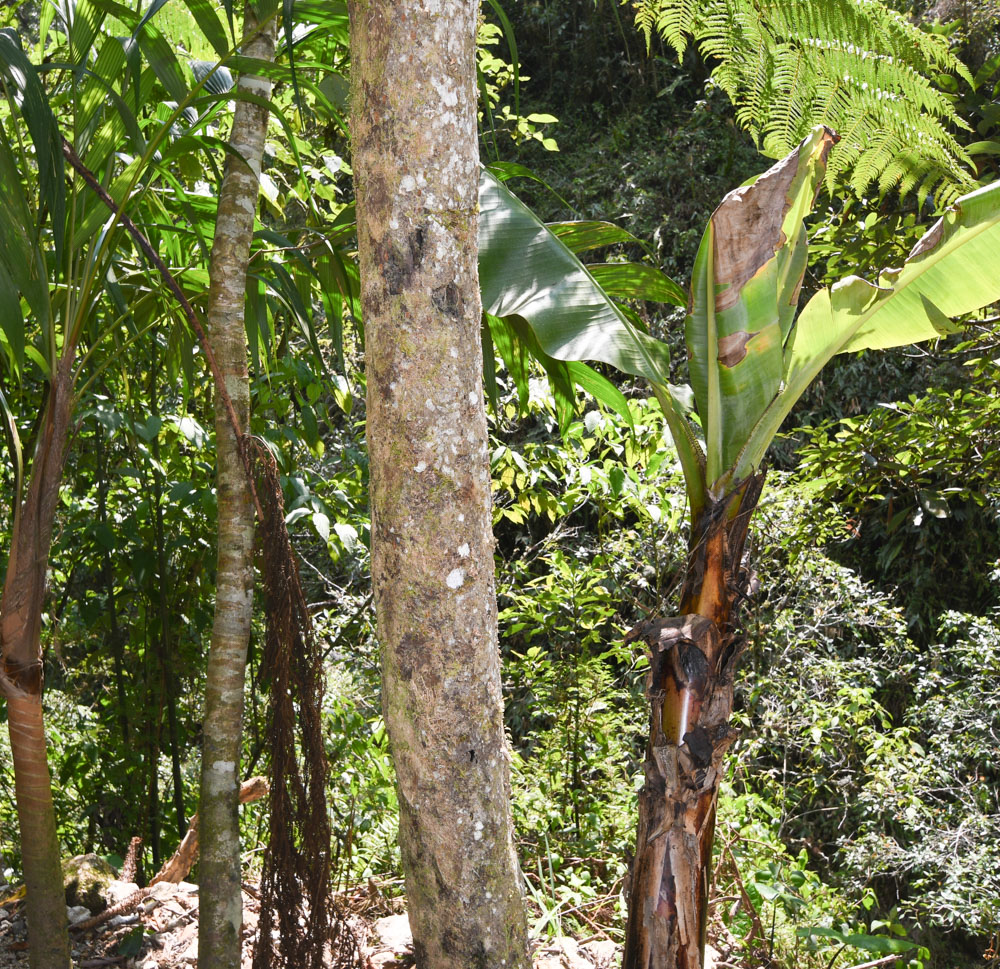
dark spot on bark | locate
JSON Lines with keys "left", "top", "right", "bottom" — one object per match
{"left": 441, "top": 931, "right": 488, "bottom": 968}
{"left": 432, "top": 281, "right": 463, "bottom": 316}
{"left": 684, "top": 726, "right": 714, "bottom": 768}
{"left": 678, "top": 642, "right": 709, "bottom": 684}
{"left": 717, "top": 330, "right": 756, "bottom": 368}
{"left": 397, "top": 631, "right": 429, "bottom": 681}
{"left": 412, "top": 941, "right": 428, "bottom": 966}
{"left": 376, "top": 223, "right": 426, "bottom": 295}
{"left": 4, "top": 658, "right": 42, "bottom": 695}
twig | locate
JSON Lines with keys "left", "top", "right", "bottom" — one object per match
{"left": 843, "top": 955, "right": 922, "bottom": 969}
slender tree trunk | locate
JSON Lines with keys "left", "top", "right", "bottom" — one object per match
{"left": 197, "top": 6, "right": 274, "bottom": 967}
{"left": 149, "top": 346, "right": 187, "bottom": 841}
{"left": 622, "top": 477, "right": 763, "bottom": 969}
{"left": 0, "top": 356, "right": 76, "bottom": 969}
{"left": 349, "top": 3, "right": 531, "bottom": 967}
{"left": 96, "top": 433, "right": 130, "bottom": 745}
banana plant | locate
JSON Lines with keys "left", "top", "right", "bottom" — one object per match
{"left": 480, "top": 125, "right": 1000, "bottom": 969}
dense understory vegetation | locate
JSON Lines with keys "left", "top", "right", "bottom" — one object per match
{"left": 1, "top": 0, "right": 998, "bottom": 967}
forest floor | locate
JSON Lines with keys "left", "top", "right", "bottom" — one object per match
{"left": 0, "top": 879, "right": 622, "bottom": 969}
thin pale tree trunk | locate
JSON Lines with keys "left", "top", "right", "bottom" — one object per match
{"left": 197, "top": 6, "right": 274, "bottom": 967}
{"left": 623, "top": 477, "right": 763, "bottom": 969}
{"left": 0, "top": 357, "right": 76, "bottom": 969}
{"left": 349, "top": 2, "right": 531, "bottom": 966}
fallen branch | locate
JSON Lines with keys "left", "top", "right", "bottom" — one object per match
{"left": 70, "top": 777, "right": 268, "bottom": 934}
{"left": 152, "top": 776, "right": 269, "bottom": 886}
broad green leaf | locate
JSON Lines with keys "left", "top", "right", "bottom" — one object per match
{"left": 548, "top": 220, "right": 638, "bottom": 254}
{"left": 78, "top": 35, "right": 129, "bottom": 136}
{"left": 478, "top": 168, "right": 705, "bottom": 506}
{"left": 478, "top": 168, "right": 673, "bottom": 385}
{"left": 0, "top": 262, "right": 25, "bottom": 372}
{"left": 68, "top": 0, "right": 104, "bottom": 66}
{"left": 485, "top": 312, "right": 529, "bottom": 409}
{"left": 190, "top": 60, "right": 234, "bottom": 96}
{"left": 132, "top": 11, "right": 188, "bottom": 101}
{"left": 734, "top": 179, "right": 1000, "bottom": 481}
{"left": 685, "top": 125, "right": 835, "bottom": 483}
{"left": 0, "top": 126, "right": 50, "bottom": 337}
{"left": 733, "top": 276, "right": 885, "bottom": 481}
{"left": 566, "top": 362, "right": 634, "bottom": 430}
{"left": 588, "top": 262, "right": 686, "bottom": 306}
{"left": 841, "top": 179, "right": 1000, "bottom": 352}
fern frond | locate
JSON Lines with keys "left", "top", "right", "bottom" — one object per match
{"left": 633, "top": 0, "right": 976, "bottom": 200}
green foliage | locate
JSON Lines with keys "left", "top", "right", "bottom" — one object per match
{"left": 632, "top": 0, "right": 975, "bottom": 200}
{"left": 796, "top": 344, "right": 1000, "bottom": 635}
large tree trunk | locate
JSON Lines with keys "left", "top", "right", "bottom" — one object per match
{"left": 623, "top": 476, "right": 764, "bottom": 969}
{"left": 0, "top": 357, "right": 76, "bottom": 969}
{"left": 197, "top": 7, "right": 274, "bottom": 967}
{"left": 349, "top": 2, "right": 531, "bottom": 966}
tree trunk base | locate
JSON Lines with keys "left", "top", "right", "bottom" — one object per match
{"left": 7, "top": 695, "right": 71, "bottom": 969}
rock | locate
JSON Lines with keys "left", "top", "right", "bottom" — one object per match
{"left": 66, "top": 905, "right": 91, "bottom": 925}
{"left": 148, "top": 881, "right": 178, "bottom": 900}
{"left": 63, "top": 853, "right": 118, "bottom": 912}
{"left": 534, "top": 936, "right": 591, "bottom": 969}
{"left": 106, "top": 880, "right": 141, "bottom": 905}
{"left": 579, "top": 939, "right": 619, "bottom": 967}
{"left": 373, "top": 913, "right": 412, "bottom": 952}
{"left": 370, "top": 913, "right": 413, "bottom": 967}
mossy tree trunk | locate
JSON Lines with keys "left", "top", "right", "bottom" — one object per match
{"left": 198, "top": 6, "right": 274, "bottom": 967}
{"left": 0, "top": 356, "right": 76, "bottom": 969}
{"left": 349, "top": 2, "right": 531, "bottom": 966}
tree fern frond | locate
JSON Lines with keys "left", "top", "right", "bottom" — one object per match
{"left": 631, "top": 0, "right": 977, "bottom": 200}
{"left": 633, "top": 0, "right": 698, "bottom": 56}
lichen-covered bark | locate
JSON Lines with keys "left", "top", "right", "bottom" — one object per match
{"left": 349, "top": 2, "right": 530, "bottom": 966}
{"left": 0, "top": 357, "right": 76, "bottom": 969}
{"left": 198, "top": 7, "right": 274, "bottom": 968}
{"left": 623, "top": 478, "right": 763, "bottom": 969}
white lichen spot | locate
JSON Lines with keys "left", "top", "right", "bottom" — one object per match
{"left": 468, "top": 392, "right": 476, "bottom": 404}
{"left": 432, "top": 76, "right": 458, "bottom": 108}
{"left": 425, "top": 398, "right": 436, "bottom": 410}
{"left": 400, "top": 174, "right": 416, "bottom": 193}
{"left": 446, "top": 568, "right": 466, "bottom": 589}
{"left": 212, "top": 760, "right": 236, "bottom": 774}
{"left": 450, "top": 347, "right": 458, "bottom": 358}
{"left": 414, "top": 461, "right": 427, "bottom": 473}
{"left": 457, "top": 543, "right": 470, "bottom": 558}
{"left": 458, "top": 513, "right": 465, "bottom": 522}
